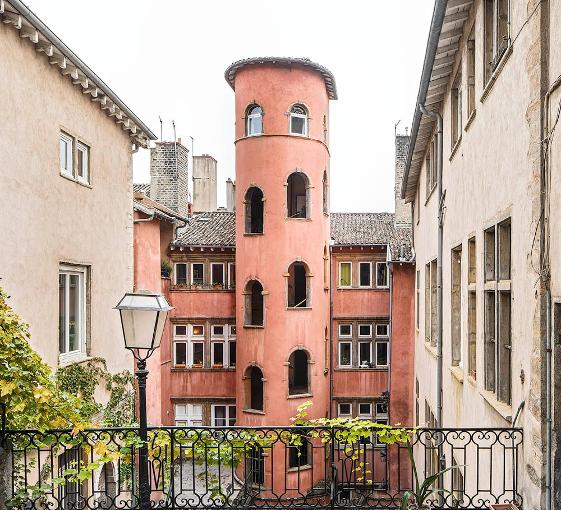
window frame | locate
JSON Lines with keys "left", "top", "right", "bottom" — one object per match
{"left": 338, "top": 324, "right": 352, "bottom": 338}
{"left": 375, "top": 340, "right": 389, "bottom": 367}
{"left": 358, "top": 341, "right": 372, "bottom": 367}
{"left": 338, "top": 403, "right": 352, "bottom": 417}
{"left": 228, "top": 262, "right": 236, "bottom": 289}
{"left": 210, "top": 262, "right": 225, "bottom": 287}
{"left": 174, "top": 263, "right": 188, "bottom": 285}
{"left": 76, "top": 140, "right": 90, "bottom": 184}
{"left": 375, "top": 262, "right": 389, "bottom": 288}
{"left": 246, "top": 105, "right": 263, "bottom": 137}
{"left": 58, "top": 265, "right": 87, "bottom": 363}
{"left": 358, "top": 261, "right": 372, "bottom": 288}
{"left": 375, "top": 324, "right": 389, "bottom": 337}
{"left": 338, "top": 341, "right": 352, "bottom": 368}
{"left": 174, "top": 403, "right": 203, "bottom": 427}
{"left": 339, "top": 261, "right": 352, "bottom": 288}
{"left": 211, "top": 404, "right": 237, "bottom": 427}
{"left": 59, "top": 132, "right": 74, "bottom": 177}
{"left": 358, "top": 324, "right": 372, "bottom": 338}
{"left": 288, "top": 104, "right": 309, "bottom": 136}
{"left": 191, "top": 262, "right": 205, "bottom": 286}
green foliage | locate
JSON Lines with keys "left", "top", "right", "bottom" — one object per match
{"left": 0, "top": 286, "right": 86, "bottom": 430}
{"left": 161, "top": 259, "right": 172, "bottom": 278}
{"left": 400, "top": 443, "right": 461, "bottom": 509}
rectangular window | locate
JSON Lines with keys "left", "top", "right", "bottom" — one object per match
{"left": 229, "top": 341, "right": 236, "bottom": 368}
{"left": 339, "top": 262, "right": 352, "bottom": 287}
{"left": 430, "top": 259, "right": 437, "bottom": 346}
{"left": 358, "top": 403, "right": 372, "bottom": 416}
{"left": 338, "top": 403, "right": 352, "bottom": 417}
{"left": 58, "top": 266, "right": 86, "bottom": 359}
{"left": 76, "top": 141, "right": 89, "bottom": 184}
{"left": 484, "top": 227, "right": 496, "bottom": 282}
{"left": 175, "top": 325, "right": 187, "bottom": 336}
{"left": 339, "top": 342, "right": 352, "bottom": 367}
{"left": 211, "top": 263, "right": 225, "bottom": 287}
{"left": 375, "top": 324, "right": 389, "bottom": 337}
{"left": 376, "top": 341, "right": 388, "bottom": 367}
{"left": 358, "top": 324, "right": 372, "bottom": 337}
{"left": 467, "top": 27, "right": 476, "bottom": 117}
{"left": 376, "top": 262, "right": 389, "bottom": 288}
{"left": 175, "top": 263, "right": 188, "bottom": 285}
{"left": 484, "top": 290, "right": 496, "bottom": 392}
{"left": 451, "top": 68, "right": 462, "bottom": 148}
{"left": 339, "top": 324, "right": 352, "bottom": 337}
{"left": 359, "top": 342, "right": 372, "bottom": 366}
{"left": 175, "top": 342, "right": 187, "bottom": 366}
{"left": 228, "top": 263, "right": 236, "bottom": 289}
{"left": 192, "top": 342, "right": 204, "bottom": 366}
{"left": 60, "top": 132, "right": 73, "bottom": 177}
{"left": 211, "top": 404, "right": 236, "bottom": 426}
{"left": 425, "top": 262, "right": 431, "bottom": 342}
{"left": 484, "top": 0, "right": 510, "bottom": 84}
{"left": 191, "top": 263, "right": 204, "bottom": 285}
{"left": 498, "top": 220, "right": 511, "bottom": 280}
{"left": 468, "top": 237, "right": 476, "bottom": 284}
{"left": 192, "top": 325, "right": 204, "bottom": 337}
{"left": 468, "top": 291, "right": 477, "bottom": 379}
{"left": 212, "top": 325, "right": 224, "bottom": 337}
{"left": 212, "top": 342, "right": 224, "bottom": 367}
{"left": 174, "top": 404, "right": 203, "bottom": 426}
{"left": 359, "top": 262, "right": 372, "bottom": 287}
{"left": 451, "top": 245, "right": 462, "bottom": 366}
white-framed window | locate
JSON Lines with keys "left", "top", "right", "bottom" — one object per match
{"left": 289, "top": 104, "right": 308, "bottom": 136}
{"left": 191, "top": 263, "right": 204, "bottom": 286}
{"left": 376, "top": 262, "right": 389, "bottom": 288}
{"left": 338, "top": 402, "right": 352, "bottom": 417}
{"left": 58, "top": 265, "right": 87, "bottom": 361}
{"left": 228, "top": 262, "right": 236, "bottom": 289}
{"left": 211, "top": 263, "right": 225, "bottom": 287}
{"left": 358, "top": 324, "right": 372, "bottom": 338}
{"left": 175, "top": 404, "right": 203, "bottom": 426}
{"left": 375, "top": 324, "right": 389, "bottom": 337}
{"left": 359, "top": 262, "right": 372, "bottom": 288}
{"left": 60, "top": 132, "right": 73, "bottom": 177}
{"left": 358, "top": 341, "right": 372, "bottom": 367}
{"left": 358, "top": 403, "right": 372, "bottom": 417}
{"left": 76, "top": 141, "right": 90, "bottom": 184}
{"left": 339, "top": 262, "right": 352, "bottom": 288}
{"left": 375, "top": 340, "right": 388, "bottom": 367}
{"left": 339, "top": 342, "right": 352, "bottom": 367}
{"left": 175, "top": 263, "right": 188, "bottom": 285}
{"left": 246, "top": 105, "right": 263, "bottom": 136}
{"left": 338, "top": 324, "right": 352, "bottom": 338}
{"left": 211, "top": 325, "right": 224, "bottom": 337}
{"left": 211, "top": 404, "right": 236, "bottom": 426}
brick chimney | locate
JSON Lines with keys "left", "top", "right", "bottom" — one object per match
{"left": 394, "top": 132, "right": 411, "bottom": 228}
{"left": 149, "top": 141, "right": 189, "bottom": 216}
{"left": 192, "top": 155, "right": 218, "bottom": 212}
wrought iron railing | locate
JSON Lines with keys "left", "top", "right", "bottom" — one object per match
{"left": 0, "top": 425, "right": 523, "bottom": 509}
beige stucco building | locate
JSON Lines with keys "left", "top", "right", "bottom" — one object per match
{"left": 403, "top": 0, "right": 561, "bottom": 508}
{"left": 0, "top": 1, "right": 156, "bottom": 374}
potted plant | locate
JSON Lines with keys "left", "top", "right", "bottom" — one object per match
{"left": 161, "top": 259, "right": 172, "bottom": 278}
{"left": 401, "top": 443, "right": 462, "bottom": 510}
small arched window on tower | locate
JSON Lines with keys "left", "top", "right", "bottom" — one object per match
{"left": 286, "top": 172, "right": 309, "bottom": 219}
{"left": 245, "top": 280, "right": 264, "bottom": 326}
{"left": 287, "top": 261, "right": 309, "bottom": 308}
{"left": 322, "top": 170, "right": 328, "bottom": 214}
{"left": 245, "top": 365, "right": 264, "bottom": 410}
{"left": 288, "top": 349, "right": 310, "bottom": 395}
{"left": 289, "top": 104, "right": 308, "bottom": 136}
{"left": 246, "top": 105, "right": 263, "bottom": 136}
{"left": 245, "top": 187, "right": 264, "bottom": 234}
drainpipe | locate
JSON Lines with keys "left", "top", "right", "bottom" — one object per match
{"left": 329, "top": 242, "right": 334, "bottom": 418}
{"left": 419, "top": 104, "right": 444, "bottom": 429}
{"left": 387, "top": 260, "right": 394, "bottom": 424}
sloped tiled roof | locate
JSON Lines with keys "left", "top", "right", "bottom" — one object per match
{"left": 330, "top": 213, "right": 413, "bottom": 261}
{"left": 171, "top": 211, "right": 413, "bottom": 261}
{"left": 133, "top": 193, "right": 188, "bottom": 223}
{"left": 173, "top": 211, "right": 236, "bottom": 248}
{"left": 133, "top": 183, "right": 150, "bottom": 196}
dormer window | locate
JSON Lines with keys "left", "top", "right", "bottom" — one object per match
{"left": 246, "top": 105, "right": 263, "bottom": 136}
{"left": 289, "top": 104, "right": 308, "bottom": 136}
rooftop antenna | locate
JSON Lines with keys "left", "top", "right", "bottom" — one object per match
{"left": 159, "top": 116, "right": 163, "bottom": 141}
{"left": 394, "top": 119, "right": 401, "bottom": 137}
{"left": 172, "top": 120, "right": 177, "bottom": 142}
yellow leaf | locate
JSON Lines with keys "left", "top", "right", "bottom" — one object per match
{"left": 0, "top": 382, "right": 17, "bottom": 396}
{"left": 71, "top": 423, "right": 86, "bottom": 436}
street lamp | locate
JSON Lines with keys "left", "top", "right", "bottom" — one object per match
{"left": 115, "top": 292, "right": 172, "bottom": 510}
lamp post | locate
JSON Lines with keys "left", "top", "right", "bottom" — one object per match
{"left": 115, "top": 292, "right": 172, "bottom": 510}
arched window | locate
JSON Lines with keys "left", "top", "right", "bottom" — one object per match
{"left": 287, "top": 172, "right": 309, "bottom": 219}
{"left": 245, "top": 280, "right": 264, "bottom": 326}
{"left": 289, "top": 104, "right": 308, "bottom": 136}
{"left": 322, "top": 170, "right": 328, "bottom": 214}
{"left": 288, "top": 349, "right": 310, "bottom": 395}
{"left": 245, "top": 187, "right": 264, "bottom": 233}
{"left": 245, "top": 365, "right": 264, "bottom": 410}
{"left": 246, "top": 105, "right": 263, "bottom": 136}
{"left": 287, "top": 261, "right": 309, "bottom": 307}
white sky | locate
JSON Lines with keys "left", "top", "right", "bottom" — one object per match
{"left": 30, "top": 1, "right": 434, "bottom": 212}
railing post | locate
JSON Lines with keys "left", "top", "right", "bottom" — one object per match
{"left": 330, "top": 427, "right": 336, "bottom": 510}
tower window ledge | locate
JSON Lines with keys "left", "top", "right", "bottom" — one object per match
{"left": 287, "top": 393, "right": 313, "bottom": 400}
{"left": 244, "top": 324, "right": 265, "bottom": 329}
{"left": 286, "top": 307, "right": 312, "bottom": 311}
{"left": 243, "top": 408, "right": 266, "bottom": 415}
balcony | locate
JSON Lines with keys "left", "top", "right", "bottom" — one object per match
{"left": 1, "top": 424, "right": 522, "bottom": 509}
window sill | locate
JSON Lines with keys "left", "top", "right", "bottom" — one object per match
{"left": 287, "top": 393, "right": 313, "bottom": 400}
{"left": 449, "top": 137, "right": 462, "bottom": 161}
{"left": 286, "top": 306, "right": 312, "bottom": 311}
{"left": 336, "top": 287, "right": 389, "bottom": 291}
{"left": 467, "top": 375, "right": 477, "bottom": 387}
{"left": 244, "top": 324, "right": 265, "bottom": 329}
{"left": 60, "top": 172, "right": 92, "bottom": 188}
{"left": 285, "top": 217, "right": 311, "bottom": 221}
{"left": 287, "top": 464, "right": 312, "bottom": 473}
{"left": 335, "top": 367, "right": 388, "bottom": 372}
{"left": 480, "top": 44, "right": 513, "bottom": 103}
{"left": 170, "top": 286, "right": 235, "bottom": 293}
{"left": 424, "top": 341, "right": 438, "bottom": 359}
{"left": 171, "top": 367, "right": 236, "bottom": 372}
{"left": 464, "top": 109, "right": 476, "bottom": 131}
{"left": 243, "top": 408, "right": 265, "bottom": 415}
{"left": 479, "top": 389, "right": 512, "bottom": 423}
{"left": 243, "top": 232, "right": 264, "bottom": 236}
{"left": 449, "top": 365, "right": 464, "bottom": 384}
{"left": 59, "top": 351, "right": 89, "bottom": 366}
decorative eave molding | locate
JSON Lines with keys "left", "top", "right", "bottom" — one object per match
{"left": 1, "top": 0, "right": 156, "bottom": 148}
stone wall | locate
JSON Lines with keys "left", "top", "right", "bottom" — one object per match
{"left": 394, "top": 134, "right": 411, "bottom": 227}
{"left": 150, "top": 141, "right": 189, "bottom": 215}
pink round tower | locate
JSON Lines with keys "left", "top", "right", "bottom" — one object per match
{"left": 225, "top": 57, "right": 337, "bottom": 429}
